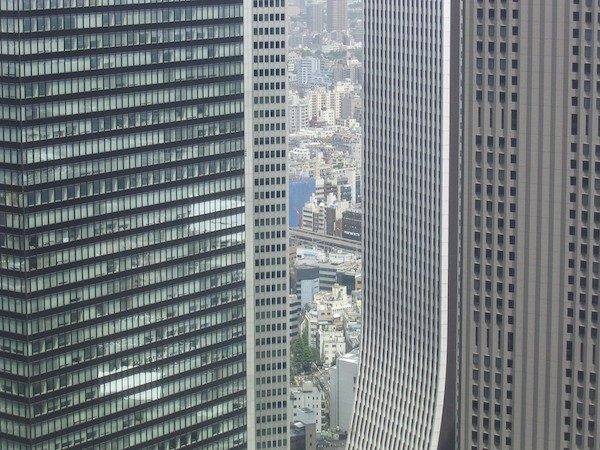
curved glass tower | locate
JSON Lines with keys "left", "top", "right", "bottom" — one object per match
{"left": 347, "top": 1, "right": 458, "bottom": 449}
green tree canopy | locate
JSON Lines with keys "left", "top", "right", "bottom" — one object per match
{"left": 290, "top": 331, "right": 322, "bottom": 376}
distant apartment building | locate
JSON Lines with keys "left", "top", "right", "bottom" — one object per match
{"left": 296, "top": 266, "right": 321, "bottom": 306}
{"left": 341, "top": 210, "right": 361, "bottom": 242}
{"left": 298, "top": 57, "right": 321, "bottom": 89}
{"left": 317, "top": 323, "right": 345, "bottom": 365}
{"left": 326, "top": 0, "right": 347, "bottom": 32}
{"left": 290, "top": 382, "right": 323, "bottom": 433}
{"left": 301, "top": 195, "right": 326, "bottom": 233}
{"left": 289, "top": 94, "right": 310, "bottom": 134}
{"left": 329, "top": 349, "right": 359, "bottom": 433}
{"left": 305, "top": 82, "right": 361, "bottom": 124}
{"left": 307, "top": 2, "right": 326, "bottom": 33}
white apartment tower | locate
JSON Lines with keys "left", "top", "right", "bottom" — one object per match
{"left": 245, "top": 0, "right": 289, "bottom": 448}
{"left": 346, "top": 0, "right": 459, "bottom": 449}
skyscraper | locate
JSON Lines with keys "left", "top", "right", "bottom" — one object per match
{"left": 346, "top": 0, "right": 459, "bottom": 449}
{"left": 0, "top": 0, "right": 287, "bottom": 448}
{"left": 459, "top": 1, "right": 600, "bottom": 449}
{"left": 245, "top": 0, "right": 290, "bottom": 448}
{"left": 326, "top": 0, "right": 347, "bottom": 32}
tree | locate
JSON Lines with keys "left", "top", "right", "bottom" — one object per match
{"left": 290, "top": 330, "right": 322, "bottom": 376}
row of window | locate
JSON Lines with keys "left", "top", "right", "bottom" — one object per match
{"left": 1, "top": 240, "right": 244, "bottom": 293}
{"left": 29, "top": 307, "right": 243, "bottom": 369}
{"left": 0, "top": 4, "right": 243, "bottom": 33}
{"left": 5, "top": 373, "right": 245, "bottom": 446}
{"left": 2, "top": 200, "right": 243, "bottom": 268}
{"left": 0, "top": 138, "right": 242, "bottom": 187}
{"left": 11, "top": 136, "right": 242, "bottom": 179}
{"left": 0, "top": 61, "right": 242, "bottom": 102}
{"left": 0, "top": 0, "right": 230, "bottom": 11}
{"left": 0, "top": 284, "right": 244, "bottom": 341}
{"left": 3, "top": 222, "right": 244, "bottom": 275}
{"left": 1, "top": 155, "right": 242, "bottom": 211}
{"left": 30, "top": 211, "right": 242, "bottom": 262}
{"left": 6, "top": 324, "right": 244, "bottom": 391}
{"left": 1, "top": 42, "right": 242, "bottom": 78}
{"left": 10, "top": 80, "right": 242, "bottom": 123}
{"left": 3, "top": 97, "right": 242, "bottom": 142}
{"left": 3, "top": 175, "right": 242, "bottom": 230}
{"left": 0, "top": 340, "right": 245, "bottom": 403}
{"left": 2, "top": 354, "right": 245, "bottom": 419}
{"left": 2, "top": 202, "right": 243, "bottom": 259}
{"left": 0, "top": 23, "right": 242, "bottom": 56}
{"left": 1, "top": 309, "right": 243, "bottom": 383}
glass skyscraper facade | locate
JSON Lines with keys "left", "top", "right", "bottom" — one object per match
{"left": 0, "top": 1, "right": 249, "bottom": 448}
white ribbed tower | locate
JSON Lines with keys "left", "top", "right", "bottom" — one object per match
{"left": 346, "top": 1, "right": 458, "bottom": 449}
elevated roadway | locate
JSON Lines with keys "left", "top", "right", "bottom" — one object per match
{"left": 289, "top": 228, "right": 361, "bottom": 253}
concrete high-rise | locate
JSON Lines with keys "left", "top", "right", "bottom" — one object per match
{"left": 244, "top": 0, "right": 290, "bottom": 448}
{"left": 0, "top": 0, "right": 287, "bottom": 448}
{"left": 459, "top": 1, "right": 600, "bottom": 449}
{"left": 346, "top": 0, "right": 459, "bottom": 449}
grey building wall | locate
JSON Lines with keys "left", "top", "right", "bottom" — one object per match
{"left": 460, "top": 1, "right": 600, "bottom": 449}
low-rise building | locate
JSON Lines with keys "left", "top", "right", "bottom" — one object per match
{"left": 317, "top": 322, "right": 346, "bottom": 365}
{"left": 291, "top": 382, "right": 323, "bottom": 433}
{"left": 329, "top": 349, "right": 359, "bottom": 433}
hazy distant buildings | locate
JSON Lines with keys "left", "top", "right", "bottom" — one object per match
{"left": 347, "top": 0, "right": 458, "bottom": 449}
{"left": 332, "top": 59, "right": 363, "bottom": 85}
{"left": 307, "top": 2, "right": 326, "bottom": 33}
{"left": 303, "top": 81, "right": 362, "bottom": 125}
{"left": 289, "top": 94, "right": 311, "bottom": 135}
{"left": 298, "top": 57, "right": 322, "bottom": 89}
{"left": 326, "top": 0, "right": 347, "bottom": 32}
